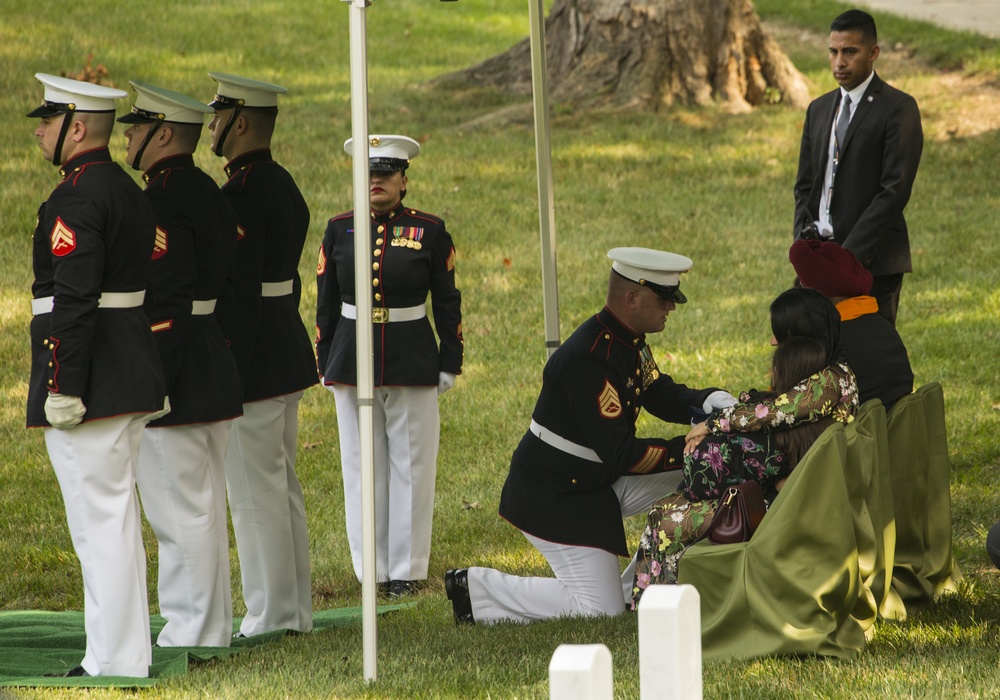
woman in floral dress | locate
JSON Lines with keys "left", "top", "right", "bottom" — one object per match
{"left": 629, "top": 291, "right": 859, "bottom": 606}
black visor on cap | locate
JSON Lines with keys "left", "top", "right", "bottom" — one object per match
{"left": 27, "top": 101, "right": 71, "bottom": 118}
{"left": 369, "top": 157, "right": 408, "bottom": 173}
{"left": 642, "top": 279, "right": 687, "bottom": 304}
{"left": 208, "top": 94, "right": 242, "bottom": 109}
{"left": 117, "top": 106, "right": 163, "bottom": 124}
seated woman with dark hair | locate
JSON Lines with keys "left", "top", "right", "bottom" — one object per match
{"left": 629, "top": 290, "right": 859, "bottom": 606}
{"left": 682, "top": 288, "right": 857, "bottom": 503}
{"left": 682, "top": 336, "right": 836, "bottom": 504}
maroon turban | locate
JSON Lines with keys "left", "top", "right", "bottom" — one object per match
{"left": 789, "top": 239, "right": 873, "bottom": 298}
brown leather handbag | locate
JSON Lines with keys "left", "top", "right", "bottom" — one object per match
{"left": 705, "top": 480, "right": 768, "bottom": 545}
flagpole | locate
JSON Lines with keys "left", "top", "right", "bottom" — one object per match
{"left": 343, "top": 0, "right": 378, "bottom": 682}
{"left": 528, "top": 0, "right": 560, "bottom": 357}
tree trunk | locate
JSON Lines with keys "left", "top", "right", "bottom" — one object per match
{"left": 437, "top": 0, "right": 810, "bottom": 113}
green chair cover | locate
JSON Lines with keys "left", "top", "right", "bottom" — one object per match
{"left": 842, "top": 403, "right": 878, "bottom": 636}
{"left": 678, "top": 423, "right": 865, "bottom": 660}
{"left": 886, "top": 382, "right": 962, "bottom": 610}
{"left": 845, "top": 400, "right": 902, "bottom": 632}
{"left": 915, "top": 383, "right": 962, "bottom": 600}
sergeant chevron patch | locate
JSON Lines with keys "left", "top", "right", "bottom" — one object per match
{"left": 598, "top": 380, "right": 622, "bottom": 419}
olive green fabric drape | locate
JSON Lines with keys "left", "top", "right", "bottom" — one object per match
{"left": 678, "top": 423, "right": 866, "bottom": 660}
{"left": 887, "top": 382, "right": 962, "bottom": 609}
{"left": 844, "top": 400, "right": 901, "bottom": 634}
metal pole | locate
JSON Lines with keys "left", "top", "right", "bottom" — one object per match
{"left": 343, "top": 0, "right": 378, "bottom": 682}
{"left": 528, "top": 0, "right": 561, "bottom": 357}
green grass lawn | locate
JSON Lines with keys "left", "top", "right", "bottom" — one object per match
{"left": 2, "top": 0, "right": 999, "bottom": 697}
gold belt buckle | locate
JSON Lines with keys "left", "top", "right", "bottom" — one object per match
{"left": 372, "top": 307, "right": 389, "bottom": 324}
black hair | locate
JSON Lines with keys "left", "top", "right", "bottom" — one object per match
{"left": 769, "top": 288, "right": 843, "bottom": 364}
{"left": 768, "top": 335, "right": 836, "bottom": 470}
{"left": 771, "top": 336, "right": 829, "bottom": 393}
{"left": 831, "top": 9, "right": 877, "bottom": 44}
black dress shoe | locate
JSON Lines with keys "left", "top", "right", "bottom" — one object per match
{"left": 444, "top": 568, "right": 475, "bottom": 625}
{"left": 387, "top": 579, "right": 417, "bottom": 598}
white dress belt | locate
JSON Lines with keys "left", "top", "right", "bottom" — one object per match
{"left": 261, "top": 279, "right": 294, "bottom": 297}
{"left": 341, "top": 303, "right": 426, "bottom": 324}
{"left": 191, "top": 299, "right": 217, "bottom": 315}
{"left": 529, "top": 419, "right": 602, "bottom": 463}
{"left": 31, "top": 291, "right": 146, "bottom": 316}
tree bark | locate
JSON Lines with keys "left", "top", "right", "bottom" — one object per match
{"left": 437, "top": 0, "right": 810, "bottom": 113}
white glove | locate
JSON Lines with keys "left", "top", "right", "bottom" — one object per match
{"left": 702, "top": 390, "right": 737, "bottom": 414}
{"left": 44, "top": 393, "right": 86, "bottom": 430}
{"left": 437, "top": 372, "right": 456, "bottom": 395}
{"left": 147, "top": 396, "right": 172, "bottom": 423}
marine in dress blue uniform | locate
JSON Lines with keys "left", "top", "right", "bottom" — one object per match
{"left": 316, "top": 135, "right": 463, "bottom": 596}
{"left": 119, "top": 81, "right": 243, "bottom": 647}
{"left": 444, "top": 249, "right": 736, "bottom": 624}
{"left": 208, "top": 72, "right": 318, "bottom": 636}
{"left": 27, "top": 74, "right": 165, "bottom": 677}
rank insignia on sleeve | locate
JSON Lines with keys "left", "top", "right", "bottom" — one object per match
{"left": 50, "top": 217, "right": 76, "bottom": 257}
{"left": 630, "top": 446, "right": 665, "bottom": 475}
{"left": 317, "top": 246, "right": 327, "bottom": 275}
{"left": 598, "top": 380, "right": 622, "bottom": 419}
{"left": 236, "top": 224, "right": 246, "bottom": 240}
{"left": 446, "top": 247, "right": 456, "bottom": 272}
{"left": 152, "top": 227, "right": 168, "bottom": 260}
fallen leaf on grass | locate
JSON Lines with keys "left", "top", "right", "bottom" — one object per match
{"left": 461, "top": 499, "right": 480, "bottom": 510}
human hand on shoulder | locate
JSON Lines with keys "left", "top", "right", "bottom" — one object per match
{"left": 702, "top": 390, "right": 737, "bottom": 414}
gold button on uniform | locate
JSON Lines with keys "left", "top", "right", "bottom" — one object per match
{"left": 372, "top": 262, "right": 380, "bottom": 271}
{"left": 376, "top": 238, "right": 384, "bottom": 245}
{"left": 375, "top": 293, "right": 382, "bottom": 301}
{"left": 373, "top": 279, "right": 379, "bottom": 287}
{"left": 377, "top": 224, "right": 385, "bottom": 234}
{"left": 571, "top": 479, "right": 578, "bottom": 485}
{"left": 374, "top": 248, "right": 382, "bottom": 257}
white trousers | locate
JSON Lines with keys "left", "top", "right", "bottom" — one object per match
{"left": 45, "top": 414, "right": 151, "bottom": 677}
{"left": 467, "top": 471, "right": 684, "bottom": 624}
{"left": 224, "top": 392, "right": 312, "bottom": 636}
{"left": 137, "top": 421, "right": 233, "bottom": 647}
{"left": 331, "top": 384, "right": 439, "bottom": 582}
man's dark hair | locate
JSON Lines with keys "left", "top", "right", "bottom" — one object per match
{"left": 831, "top": 9, "right": 878, "bottom": 44}
{"left": 170, "top": 122, "right": 203, "bottom": 152}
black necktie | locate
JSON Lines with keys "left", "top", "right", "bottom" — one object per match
{"left": 835, "top": 95, "right": 852, "bottom": 152}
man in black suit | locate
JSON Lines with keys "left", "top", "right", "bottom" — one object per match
{"left": 793, "top": 9, "right": 923, "bottom": 326}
